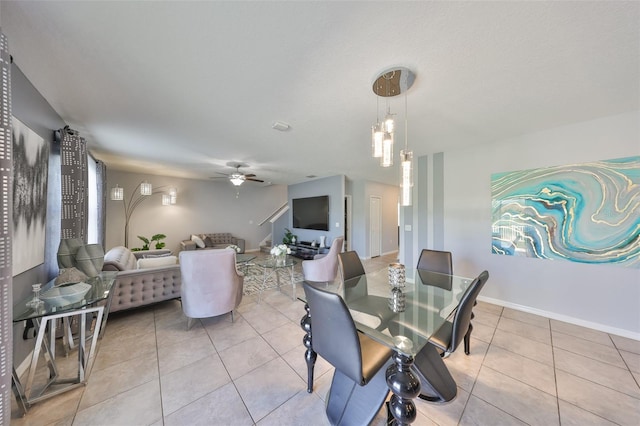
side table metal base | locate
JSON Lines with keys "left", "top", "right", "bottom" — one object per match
{"left": 12, "top": 306, "right": 104, "bottom": 414}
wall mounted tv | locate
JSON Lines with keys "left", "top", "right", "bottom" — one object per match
{"left": 292, "top": 195, "right": 329, "bottom": 231}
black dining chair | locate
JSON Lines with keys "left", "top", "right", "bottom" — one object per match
{"left": 428, "top": 270, "right": 489, "bottom": 357}
{"left": 338, "top": 250, "right": 366, "bottom": 282}
{"left": 398, "top": 270, "right": 490, "bottom": 403}
{"left": 338, "top": 251, "right": 395, "bottom": 330}
{"left": 417, "top": 249, "right": 452, "bottom": 275}
{"left": 303, "top": 281, "right": 392, "bottom": 426}
{"left": 416, "top": 248, "right": 478, "bottom": 355}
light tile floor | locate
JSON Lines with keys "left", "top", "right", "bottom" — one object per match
{"left": 11, "top": 252, "right": 640, "bottom": 425}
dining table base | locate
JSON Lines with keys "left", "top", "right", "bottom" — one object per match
{"left": 300, "top": 303, "right": 316, "bottom": 393}
{"left": 386, "top": 351, "right": 420, "bottom": 425}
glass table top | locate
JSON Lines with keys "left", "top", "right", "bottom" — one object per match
{"left": 301, "top": 268, "right": 475, "bottom": 356}
{"left": 236, "top": 254, "right": 256, "bottom": 264}
{"left": 254, "top": 256, "right": 298, "bottom": 268}
{"left": 13, "top": 271, "right": 118, "bottom": 322}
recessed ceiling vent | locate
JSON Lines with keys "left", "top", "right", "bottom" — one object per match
{"left": 272, "top": 121, "right": 290, "bottom": 131}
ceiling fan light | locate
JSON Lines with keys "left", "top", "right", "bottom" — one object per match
{"left": 230, "top": 174, "right": 245, "bottom": 186}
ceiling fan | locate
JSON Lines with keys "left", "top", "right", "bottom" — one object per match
{"left": 211, "top": 163, "right": 264, "bottom": 186}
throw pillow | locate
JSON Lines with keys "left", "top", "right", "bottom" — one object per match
{"left": 191, "top": 234, "right": 205, "bottom": 248}
{"left": 137, "top": 256, "right": 177, "bottom": 269}
{"left": 204, "top": 236, "right": 215, "bottom": 247}
{"left": 143, "top": 253, "right": 172, "bottom": 259}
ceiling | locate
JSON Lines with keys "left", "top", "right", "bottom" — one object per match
{"left": 1, "top": 1, "right": 638, "bottom": 186}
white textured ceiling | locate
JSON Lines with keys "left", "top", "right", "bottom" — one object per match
{"left": 1, "top": 1, "right": 638, "bottom": 186}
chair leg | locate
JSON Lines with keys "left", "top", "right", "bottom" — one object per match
{"left": 186, "top": 317, "right": 195, "bottom": 331}
{"left": 464, "top": 323, "right": 473, "bottom": 355}
{"left": 230, "top": 310, "right": 235, "bottom": 322}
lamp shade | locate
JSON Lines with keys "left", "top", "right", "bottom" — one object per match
{"left": 140, "top": 181, "right": 152, "bottom": 195}
{"left": 168, "top": 187, "right": 178, "bottom": 204}
{"left": 110, "top": 185, "right": 124, "bottom": 201}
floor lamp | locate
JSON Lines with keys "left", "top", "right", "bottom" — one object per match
{"left": 110, "top": 181, "right": 177, "bottom": 247}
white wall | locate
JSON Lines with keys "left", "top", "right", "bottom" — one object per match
{"left": 442, "top": 111, "right": 640, "bottom": 338}
{"left": 106, "top": 170, "right": 288, "bottom": 253}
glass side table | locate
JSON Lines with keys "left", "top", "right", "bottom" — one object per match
{"left": 12, "top": 271, "right": 117, "bottom": 414}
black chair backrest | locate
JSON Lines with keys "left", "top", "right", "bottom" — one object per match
{"left": 417, "top": 249, "right": 453, "bottom": 275}
{"left": 303, "top": 282, "right": 365, "bottom": 385}
{"left": 338, "top": 251, "right": 366, "bottom": 281}
{"left": 450, "top": 270, "right": 489, "bottom": 352}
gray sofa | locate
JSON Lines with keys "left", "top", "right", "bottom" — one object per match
{"left": 103, "top": 246, "right": 182, "bottom": 313}
{"left": 180, "top": 233, "right": 245, "bottom": 253}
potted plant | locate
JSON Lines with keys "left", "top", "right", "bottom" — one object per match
{"left": 132, "top": 234, "right": 167, "bottom": 251}
{"left": 151, "top": 233, "right": 167, "bottom": 249}
{"left": 131, "top": 235, "right": 150, "bottom": 251}
{"left": 282, "top": 228, "right": 295, "bottom": 245}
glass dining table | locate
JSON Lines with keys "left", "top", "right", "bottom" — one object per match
{"left": 299, "top": 266, "right": 475, "bottom": 425}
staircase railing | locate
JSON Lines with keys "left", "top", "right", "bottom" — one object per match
{"left": 259, "top": 202, "right": 289, "bottom": 226}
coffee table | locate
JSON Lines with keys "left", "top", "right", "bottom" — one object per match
{"left": 253, "top": 256, "right": 298, "bottom": 301}
{"left": 236, "top": 253, "right": 256, "bottom": 274}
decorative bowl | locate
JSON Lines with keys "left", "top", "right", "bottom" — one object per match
{"left": 40, "top": 282, "right": 92, "bottom": 307}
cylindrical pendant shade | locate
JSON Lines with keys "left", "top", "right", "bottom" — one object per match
{"left": 371, "top": 123, "right": 384, "bottom": 158}
{"left": 400, "top": 150, "right": 413, "bottom": 206}
{"left": 381, "top": 133, "right": 393, "bottom": 167}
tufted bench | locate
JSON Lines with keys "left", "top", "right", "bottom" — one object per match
{"left": 103, "top": 246, "right": 182, "bottom": 313}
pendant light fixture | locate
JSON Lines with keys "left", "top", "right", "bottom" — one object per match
{"left": 400, "top": 91, "right": 413, "bottom": 206}
{"left": 371, "top": 67, "right": 415, "bottom": 204}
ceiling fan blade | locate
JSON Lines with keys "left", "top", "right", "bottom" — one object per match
{"left": 216, "top": 171, "right": 230, "bottom": 176}
{"left": 246, "top": 178, "right": 264, "bottom": 183}
{"left": 244, "top": 173, "right": 256, "bottom": 178}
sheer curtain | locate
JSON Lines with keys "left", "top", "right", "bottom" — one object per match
{"left": 87, "top": 155, "right": 107, "bottom": 248}
{"left": 0, "top": 29, "right": 12, "bottom": 426}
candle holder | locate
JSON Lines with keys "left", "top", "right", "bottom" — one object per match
{"left": 388, "top": 263, "right": 406, "bottom": 289}
{"left": 26, "top": 283, "right": 44, "bottom": 308}
{"left": 388, "top": 288, "right": 406, "bottom": 313}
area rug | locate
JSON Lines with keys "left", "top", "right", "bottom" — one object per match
{"left": 242, "top": 263, "right": 304, "bottom": 296}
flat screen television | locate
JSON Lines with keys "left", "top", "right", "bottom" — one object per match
{"left": 292, "top": 195, "right": 329, "bottom": 231}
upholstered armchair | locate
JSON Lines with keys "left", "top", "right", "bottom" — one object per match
{"left": 179, "top": 249, "right": 244, "bottom": 329}
{"left": 301, "top": 236, "right": 344, "bottom": 283}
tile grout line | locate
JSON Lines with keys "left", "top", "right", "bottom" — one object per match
{"left": 462, "top": 306, "right": 532, "bottom": 426}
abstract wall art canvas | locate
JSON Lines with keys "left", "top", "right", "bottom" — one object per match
{"left": 12, "top": 117, "right": 49, "bottom": 276}
{"left": 491, "top": 156, "right": 639, "bottom": 268}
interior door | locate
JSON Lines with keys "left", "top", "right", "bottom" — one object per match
{"left": 370, "top": 196, "right": 381, "bottom": 258}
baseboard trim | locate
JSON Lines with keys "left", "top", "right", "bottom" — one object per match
{"left": 15, "top": 350, "right": 33, "bottom": 378}
{"left": 477, "top": 295, "right": 640, "bottom": 341}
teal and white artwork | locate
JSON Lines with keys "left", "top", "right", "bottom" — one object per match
{"left": 491, "top": 156, "right": 639, "bottom": 268}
